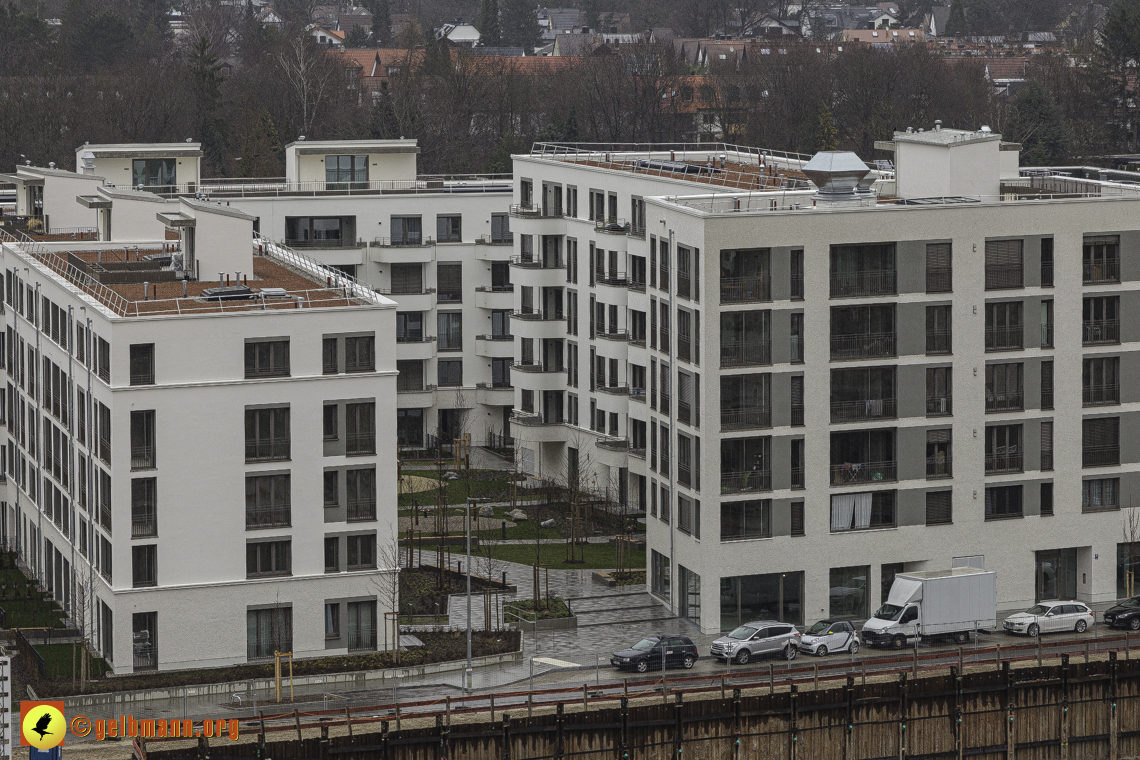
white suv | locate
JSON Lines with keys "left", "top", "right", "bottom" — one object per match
{"left": 710, "top": 621, "right": 801, "bottom": 664}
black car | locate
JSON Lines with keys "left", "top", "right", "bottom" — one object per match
{"left": 611, "top": 635, "right": 699, "bottom": 673}
{"left": 1103, "top": 597, "right": 1140, "bottom": 629}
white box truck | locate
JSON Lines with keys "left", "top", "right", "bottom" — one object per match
{"left": 862, "top": 568, "right": 996, "bottom": 649}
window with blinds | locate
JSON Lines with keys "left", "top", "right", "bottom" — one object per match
{"left": 926, "top": 243, "right": 952, "bottom": 293}
{"left": 1041, "top": 360, "right": 1054, "bottom": 410}
{"left": 390, "top": 263, "right": 422, "bottom": 295}
{"left": 925, "top": 491, "right": 952, "bottom": 526}
{"left": 1040, "top": 238, "right": 1054, "bottom": 287}
{"left": 791, "top": 375, "right": 804, "bottom": 426}
{"left": 926, "top": 429, "right": 951, "bottom": 479}
{"left": 396, "top": 360, "right": 423, "bottom": 392}
{"left": 1083, "top": 417, "right": 1120, "bottom": 467}
{"left": 1041, "top": 421, "right": 1053, "bottom": 471}
{"left": 437, "top": 263, "right": 462, "bottom": 303}
{"left": 1040, "top": 483, "right": 1054, "bottom": 515}
{"left": 790, "top": 501, "right": 805, "bottom": 536}
{"left": 984, "top": 239, "right": 1023, "bottom": 290}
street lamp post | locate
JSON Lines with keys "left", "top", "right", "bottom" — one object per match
{"left": 466, "top": 496, "right": 490, "bottom": 691}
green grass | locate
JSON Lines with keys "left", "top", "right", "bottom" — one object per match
{"left": 36, "top": 643, "right": 107, "bottom": 680}
{"left": 0, "top": 563, "right": 67, "bottom": 628}
{"left": 398, "top": 470, "right": 518, "bottom": 507}
{"left": 504, "top": 596, "right": 571, "bottom": 620}
{"left": 423, "top": 541, "right": 646, "bottom": 570}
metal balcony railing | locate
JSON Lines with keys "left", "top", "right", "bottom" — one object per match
{"left": 985, "top": 391, "right": 1023, "bottom": 412}
{"left": 829, "top": 270, "right": 897, "bottom": 298}
{"left": 1084, "top": 260, "right": 1119, "bottom": 284}
{"left": 830, "top": 460, "right": 897, "bottom": 485}
{"left": 509, "top": 203, "right": 541, "bottom": 218}
{"left": 830, "top": 398, "right": 897, "bottom": 423}
{"left": 476, "top": 233, "right": 514, "bottom": 245}
{"left": 597, "top": 329, "right": 629, "bottom": 341}
{"left": 721, "top": 406, "right": 772, "bottom": 430}
{"left": 677, "top": 400, "right": 692, "bottom": 425}
{"left": 926, "top": 456, "right": 952, "bottom": 479}
{"left": 596, "top": 436, "right": 630, "bottom": 451}
{"left": 132, "top": 514, "right": 157, "bottom": 538}
{"left": 677, "top": 336, "right": 691, "bottom": 363}
{"left": 985, "top": 453, "right": 1023, "bottom": 474}
{"left": 628, "top": 222, "right": 646, "bottom": 239}
{"left": 1083, "top": 445, "right": 1120, "bottom": 468}
{"left": 246, "top": 505, "right": 291, "bottom": 529}
{"left": 510, "top": 254, "right": 564, "bottom": 269}
{"left": 985, "top": 326, "right": 1023, "bottom": 351}
{"left": 597, "top": 272, "right": 629, "bottom": 287}
{"left": 721, "top": 341, "right": 771, "bottom": 368}
{"left": 927, "top": 395, "right": 952, "bottom": 416}
{"left": 628, "top": 278, "right": 647, "bottom": 293}
{"left": 926, "top": 268, "right": 952, "bottom": 293}
{"left": 720, "top": 276, "right": 770, "bottom": 304}
{"left": 926, "top": 329, "right": 952, "bottom": 355}
{"left": 595, "top": 218, "right": 628, "bottom": 234}
{"left": 513, "top": 307, "right": 564, "bottom": 321}
{"left": 1084, "top": 320, "right": 1120, "bottom": 345}
{"left": 791, "top": 405, "right": 804, "bottom": 426}
{"left": 347, "top": 628, "right": 378, "bottom": 652}
{"left": 721, "top": 470, "right": 772, "bottom": 493}
{"left": 985, "top": 265, "right": 1023, "bottom": 290}
{"left": 598, "top": 383, "right": 629, "bottom": 395}
{"left": 131, "top": 444, "right": 156, "bottom": 470}
{"left": 245, "top": 438, "right": 290, "bottom": 462}
{"left": 790, "top": 273, "right": 804, "bottom": 300}
{"left": 1084, "top": 384, "right": 1120, "bottom": 406}
{"left": 347, "top": 433, "right": 376, "bottom": 456}
{"left": 791, "top": 466, "right": 805, "bottom": 489}
{"left": 348, "top": 498, "right": 377, "bottom": 522}
{"left": 830, "top": 333, "right": 896, "bottom": 361}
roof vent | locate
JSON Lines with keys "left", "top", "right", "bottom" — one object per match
{"left": 802, "top": 151, "right": 872, "bottom": 203}
{"left": 979, "top": 125, "right": 992, "bottom": 133}
{"left": 934, "top": 120, "right": 942, "bottom": 131}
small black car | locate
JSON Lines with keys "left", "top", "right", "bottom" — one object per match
{"left": 611, "top": 635, "right": 699, "bottom": 673}
{"left": 1103, "top": 597, "right": 1140, "bottom": 629}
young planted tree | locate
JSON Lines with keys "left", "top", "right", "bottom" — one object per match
{"left": 372, "top": 524, "right": 403, "bottom": 662}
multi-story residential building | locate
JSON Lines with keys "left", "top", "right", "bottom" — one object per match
{"left": 508, "top": 132, "right": 1140, "bottom": 634}
{"left": 0, "top": 188, "right": 398, "bottom": 672}
{"left": 74, "top": 139, "right": 516, "bottom": 455}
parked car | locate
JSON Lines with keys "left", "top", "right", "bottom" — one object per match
{"left": 710, "top": 621, "right": 800, "bottom": 664}
{"left": 1003, "top": 601, "right": 1094, "bottom": 636}
{"left": 799, "top": 619, "right": 859, "bottom": 656}
{"left": 1103, "top": 597, "right": 1140, "bottom": 630}
{"left": 611, "top": 635, "right": 698, "bottom": 673}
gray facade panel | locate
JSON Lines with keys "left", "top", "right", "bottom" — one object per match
{"left": 1120, "top": 411, "right": 1140, "bottom": 465}
{"left": 898, "top": 302, "right": 927, "bottom": 357}
{"left": 897, "top": 425, "right": 928, "bottom": 483}
{"left": 1121, "top": 352, "right": 1140, "bottom": 404}
{"left": 771, "top": 372, "right": 792, "bottom": 428}
{"left": 771, "top": 309, "right": 792, "bottom": 365}
{"left": 898, "top": 364, "right": 931, "bottom": 419}
{"left": 772, "top": 435, "right": 792, "bottom": 491}
{"left": 1024, "top": 236, "right": 1045, "bottom": 288}
{"left": 771, "top": 247, "right": 792, "bottom": 302}
{"left": 1117, "top": 230, "right": 1140, "bottom": 283}
{"left": 1122, "top": 291, "right": 1140, "bottom": 345}
{"left": 897, "top": 240, "right": 926, "bottom": 295}
{"left": 771, "top": 498, "right": 793, "bottom": 537}
{"left": 897, "top": 487, "right": 926, "bottom": 527}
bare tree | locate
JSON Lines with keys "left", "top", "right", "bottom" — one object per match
{"left": 276, "top": 34, "right": 340, "bottom": 139}
{"left": 373, "top": 523, "right": 403, "bottom": 662}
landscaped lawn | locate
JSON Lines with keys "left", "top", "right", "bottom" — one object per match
{"left": 422, "top": 541, "right": 646, "bottom": 571}
{"left": 35, "top": 643, "right": 107, "bottom": 680}
{"left": 398, "top": 470, "right": 520, "bottom": 507}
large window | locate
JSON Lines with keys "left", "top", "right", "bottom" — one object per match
{"left": 985, "top": 302, "right": 1022, "bottom": 351}
{"left": 390, "top": 216, "right": 422, "bottom": 245}
{"left": 1084, "top": 235, "right": 1120, "bottom": 284}
{"left": 347, "top": 600, "right": 377, "bottom": 651}
{"left": 720, "top": 311, "right": 770, "bottom": 367}
{"left": 245, "top": 407, "right": 290, "bottom": 462}
{"left": 130, "top": 344, "right": 155, "bottom": 385}
{"left": 926, "top": 242, "right": 952, "bottom": 293}
{"left": 131, "top": 545, "right": 157, "bottom": 588}
{"left": 130, "top": 410, "right": 156, "bottom": 470}
{"left": 347, "top": 468, "right": 376, "bottom": 521}
{"left": 720, "top": 571, "right": 803, "bottom": 629}
{"left": 390, "top": 263, "right": 423, "bottom": 295}
{"left": 829, "top": 565, "right": 869, "bottom": 619}
{"left": 346, "top": 402, "right": 376, "bottom": 455}
{"left": 246, "top": 540, "right": 291, "bottom": 577}
{"left": 437, "top": 263, "right": 463, "bottom": 303}
{"left": 245, "top": 474, "right": 291, "bottom": 528}
{"left": 245, "top": 340, "right": 289, "bottom": 378}
{"left": 345, "top": 336, "right": 375, "bottom": 373}
{"left": 651, "top": 550, "right": 670, "bottom": 599}
{"left": 985, "top": 363, "right": 1023, "bottom": 412}
{"left": 438, "top": 312, "right": 463, "bottom": 351}
{"left": 830, "top": 243, "right": 896, "bottom": 297}
{"left": 131, "top": 478, "right": 157, "bottom": 538}
{"left": 1084, "top": 357, "right": 1120, "bottom": 406}
{"left": 1083, "top": 417, "right": 1120, "bottom": 467}
{"left": 1083, "top": 478, "right": 1119, "bottom": 512}
{"left": 830, "top": 429, "right": 896, "bottom": 484}
{"left": 926, "top": 491, "right": 952, "bottom": 525}
{"left": 926, "top": 305, "right": 952, "bottom": 355}
{"left": 396, "top": 360, "right": 424, "bottom": 392}
{"left": 347, "top": 534, "right": 376, "bottom": 569}
{"left": 721, "top": 499, "right": 770, "bottom": 541}
{"left": 720, "top": 248, "right": 770, "bottom": 303}
{"left": 132, "top": 158, "right": 176, "bottom": 189}
{"left": 397, "top": 408, "right": 423, "bottom": 447}
{"left": 436, "top": 215, "right": 462, "bottom": 242}
{"left": 396, "top": 312, "right": 423, "bottom": 342}
{"left": 325, "top": 155, "right": 368, "bottom": 188}
{"left": 985, "top": 239, "right": 1023, "bottom": 290}
{"left": 829, "top": 492, "right": 895, "bottom": 532}
{"left": 247, "top": 607, "right": 292, "bottom": 660}
{"left": 830, "top": 366, "right": 895, "bottom": 423}
{"left": 1084, "top": 296, "right": 1120, "bottom": 345}
{"left": 830, "top": 304, "right": 895, "bottom": 360}
{"left": 985, "top": 485, "right": 1023, "bottom": 520}
{"left": 721, "top": 374, "right": 771, "bottom": 430}
{"left": 985, "top": 424, "right": 1022, "bottom": 473}
{"left": 285, "top": 217, "right": 356, "bottom": 247}
{"left": 438, "top": 359, "right": 463, "bottom": 387}
{"left": 720, "top": 437, "right": 771, "bottom": 493}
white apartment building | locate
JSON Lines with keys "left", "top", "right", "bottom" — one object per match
{"left": 76, "top": 139, "right": 515, "bottom": 455}
{"left": 508, "top": 133, "right": 1140, "bottom": 634}
{"left": 0, "top": 182, "right": 398, "bottom": 672}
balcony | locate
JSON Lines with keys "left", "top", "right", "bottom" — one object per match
{"left": 985, "top": 391, "right": 1023, "bottom": 413}
{"left": 131, "top": 445, "right": 156, "bottom": 470}
{"left": 476, "top": 234, "right": 514, "bottom": 246}
{"left": 373, "top": 235, "right": 434, "bottom": 247}
{"left": 347, "top": 433, "right": 376, "bottom": 456}
{"left": 985, "top": 326, "right": 1023, "bottom": 352}
{"left": 927, "top": 395, "right": 952, "bottom": 416}
{"left": 721, "top": 469, "right": 772, "bottom": 494}
{"left": 348, "top": 498, "right": 377, "bottom": 522}
{"left": 985, "top": 265, "right": 1023, "bottom": 290}
{"left": 985, "top": 453, "right": 1023, "bottom": 474}
{"left": 246, "top": 505, "right": 291, "bottom": 529}
{"left": 720, "top": 277, "right": 770, "bottom": 304}
{"left": 596, "top": 329, "right": 629, "bottom": 341}
{"left": 628, "top": 334, "right": 646, "bottom": 349}
{"left": 595, "top": 218, "right": 629, "bottom": 235}
{"left": 829, "top": 460, "right": 897, "bottom": 486}
{"left": 348, "top": 628, "right": 378, "bottom": 652}
{"left": 628, "top": 278, "right": 647, "bottom": 293}
{"left": 629, "top": 388, "right": 646, "bottom": 403}
{"left": 245, "top": 438, "right": 290, "bottom": 463}
{"left": 926, "top": 329, "right": 952, "bottom": 355}
{"left": 926, "top": 268, "right": 952, "bottom": 293}
{"left": 597, "top": 272, "right": 629, "bottom": 288}
{"left": 286, "top": 237, "right": 363, "bottom": 249}
{"left": 1084, "top": 384, "right": 1120, "bottom": 406}
{"left": 132, "top": 513, "right": 157, "bottom": 538}
{"left": 510, "top": 410, "right": 565, "bottom": 426}
{"left": 1084, "top": 261, "right": 1119, "bottom": 284}
{"left": 1084, "top": 445, "right": 1120, "bottom": 468}
{"left": 628, "top": 222, "right": 646, "bottom": 240}
{"left": 1084, "top": 320, "right": 1120, "bottom": 345}
{"left": 721, "top": 341, "right": 771, "bottom": 368}
{"left": 510, "top": 254, "right": 564, "bottom": 270}
{"left": 598, "top": 383, "right": 630, "bottom": 396}
{"left": 830, "top": 333, "right": 896, "bottom": 361}
{"left": 829, "top": 270, "right": 896, "bottom": 298}
{"left": 721, "top": 406, "right": 771, "bottom": 431}
{"left": 513, "top": 361, "right": 565, "bottom": 373}
{"left": 509, "top": 203, "right": 541, "bottom": 218}
{"left": 596, "top": 436, "right": 630, "bottom": 451}
{"left": 830, "top": 398, "right": 897, "bottom": 424}
{"left": 512, "top": 307, "right": 564, "bottom": 321}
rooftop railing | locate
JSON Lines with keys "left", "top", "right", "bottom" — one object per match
{"left": 131, "top": 174, "right": 513, "bottom": 198}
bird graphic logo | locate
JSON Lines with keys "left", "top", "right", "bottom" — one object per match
{"left": 20, "top": 702, "right": 65, "bottom": 749}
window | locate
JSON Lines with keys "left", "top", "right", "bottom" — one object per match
{"left": 438, "top": 312, "right": 462, "bottom": 351}
{"left": 651, "top": 550, "right": 670, "bottom": 599}
{"left": 130, "top": 410, "right": 156, "bottom": 470}
{"left": 790, "top": 249, "right": 804, "bottom": 300}
{"left": 985, "top": 302, "right": 1022, "bottom": 351}
{"left": 396, "top": 312, "right": 423, "bottom": 342}
{"left": 1041, "top": 360, "right": 1053, "bottom": 410}
{"left": 1083, "top": 296, "right": 1120, "bottom": 345}
{"left": 129, "top": 344, "right": 155, "bottom": 385}
{"left": 323, "top": 338, "right": 338, "bottom": 374}
{"left": 830, "top": 304, "right": 895, "bottom": 361}
{"left": 131, "top": 478, "right": 157, "bottom": 538}
{"left": 791, "top": 502, "right": 805, "bottom": 536}
{"left": 1040, "top": 301, "right": 1053, "bottom": 348}
{"left": 720, "top": 311, "right": 771, "bottom": 367}
{"left": 678, "top": 495, "right": 699, "bottom": 537}
{"left": 396, "top": 360, "right": 424, "bottom": 392}
{"left": 492, "top": 310, "right": 511, "bottom": 338}
{"left": 1041, "top": 482, "right": 1054, "bottom": 515}
{"left": 390, "top": 216, "right": 422, "bottom": 245}
{"left": 133, "top": 611, "right": 157, "bottom": 671}
{"left": 985, "top": 485, "right": 1023, "bottom": 519}
{"left": 390, "top": 263, "right": 423, "bottom": 295}
{"left": 926, "top": 242, "right": 952, "bottom": 293}
{"left": 347, "top": 468, "right": 376, "bottom": 521}
{"left": 344, "top": 336, "right": 375, "bottom": 372}
{"left": 926, "top": 305, "right": 951, "bottom": 355}
{"left": 791, "top": 439, "right": 805, "bottom": 488}
{"left": 437, "top": 263, "right": 463, "bottom": 303}
{"left": 436, "top": 215, "right": 462, "bottom": 242}
{"left": 245, "top": 407, "right": 290, "bottom": 462}
{"left": 245, "top": 340, "right": 289, "bottom": 378}
{"left": 830, "top": 366, "right": 895, "bottom": 423}
{"left": 1084, "top": 357, "right": 1119, "bottom": 406}
{"left": 132, "top": 158, "right": 175, "bottom": 189}
{"left": 830, "top": 243, "right": 896, "bottom": 297}
{"left": 1041, "top": 421, "right": 1054, "bottom": 471}
{"left": 985, "top": 239, "right": 1023, "bottom": 289}
{"left": 491, "top": 213, "right": 512, "bottom": 243}
{"left": 346, "top": 402, "right": 376, "bottom": 456}
{"left": 829, "top": 565, "right": 870, "bottom": 619}
{"left": 438, "top": 360, "right": 463, "bottom": 387}
{"left": 396, "top": 409, "right": 423, "bottom": 447}
{"left": 1083, "top": 417, "right": 1120, "bottom": 467}
{"left": 720, "top": 248, "right": 770, "bottom": 303}
{"left": 1040, "top": 238, "right": 1054, "bottom": 286}
{"left": 245, "top": 474, "right": 290, "bottom": 528}
{"left": 324, "top": 471, "right": 339, "bottom": 507}
{"left": 791, "top": 375, "right": 804, "bottom": 426}
{"left": 985, "top": 363, "right": 1023, "bottom": 412}
{"left": 347, "top": 534, "right": 376, "bottom": 569}
{"left": 247, "top": 541, "right": 291, "bottom": 577}
{"left": 829, "top": 492, "right": 895, "bottom": 532}
{"left": 721, "top": 499, "right": 770, "bottom": 541}
{"left": 1084, "top": 478, "right": 1119, "bottom": 512}
{"left": 926, "top": 429, "right": 951, "bottom": 479}
{"left": 132, "top": 545, "right": 157, "bottom": 588}
{"left": 1084, "top": 235, "right": 1120, "bottom": 283}
{"left": 323, "top": 404, "right": 338, "bottom": 440}
{"left": 247, "top": 607, "right": 292, "bottom": 659}
{"left": 926, "top": 491, "right": 952, "bottom": 525}
{"left": 325, "top": 602, "right": 340, "bottom": 637}
{"left": 325, "top": 155, "right": 368, "bottom": 187}
{"left": 721, "top": 373, "right": 771, "bottom": 430}
{"left": 285, "top": 217, "right": 355, "bottom": 247}
{"left": 790, "top": 312, "right": 804, "bottom": 363}
{"left": 325, "top": 538, "right": 340, "bottom": 572}
{"left": 347, "top": 600, "right": 377, "bottom": 651}
{"left": 985, "top": 424, "right": 1022, "bottom": 473}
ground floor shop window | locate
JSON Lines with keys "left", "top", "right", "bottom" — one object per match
{"left": 651, "top": 550, "right": 670, "bottom": 600}
{"left": 829, "top": 565, "right": 869, "bottom": 620}
{"left": 720, "top": 571, "right": 803, "bottom": 631}
{"left": 1036, "top": 548, "right": 1077, "bottom": 602}
{"left": 1119, "top": 543, "right": 1140, "bottom": 599}
{"left": 679, "top": 565, "right": 700, "bottom": 624}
